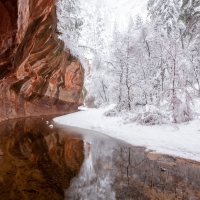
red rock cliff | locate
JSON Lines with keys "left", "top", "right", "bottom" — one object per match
{"left": 0, "top": 0, "right": 84, "bottom": 121}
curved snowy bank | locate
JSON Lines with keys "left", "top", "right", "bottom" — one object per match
{"left": 54, "top": 106, "right": 200, "bottom": 162}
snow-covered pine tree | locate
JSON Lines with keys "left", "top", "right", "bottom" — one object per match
{"left": 147, "top": 0, "right": 182, "bottom": 35}
{"left": 56, "top": 0, "right": 83, "bottom": 55}
{"left": 179, "top": 0, "right": 200, "bottom": 40}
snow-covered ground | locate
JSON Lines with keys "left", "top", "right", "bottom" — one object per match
{"left": 54, "top": 105, "right": 200, "bottom": 162}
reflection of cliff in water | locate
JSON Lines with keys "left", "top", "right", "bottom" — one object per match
{"left": 0, "top": 117, "right": 84, "bottom": 200}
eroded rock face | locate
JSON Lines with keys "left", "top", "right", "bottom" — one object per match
{"left": 0, "top": 0, "right": 84, "bottom": 121}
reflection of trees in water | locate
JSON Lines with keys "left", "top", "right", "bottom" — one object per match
{"left": 112, "top": 145, "right": 200, "bottom": 200}
{"left": 113, "top": 146, "right": 149, "bottom": 199}
{"left": 0, "top": 117, "right": 84, "bottom": 200}
{"left": 64, "top": 135, "right": 200, "bottom": 200}
{"left": 65, "top": 140, "right": 116, "bottom": 200}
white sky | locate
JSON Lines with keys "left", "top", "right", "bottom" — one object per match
{"left": 104, "top": 0, "right": 148, "bottom": 18}
{"left": 113, "top": 0, "right": 148, "bottom": 30}
{"left": 85, "top": 0, "right": 148, "bottom": 31}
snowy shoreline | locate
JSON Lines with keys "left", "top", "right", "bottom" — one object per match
{"left": 54, "top": 106, "right": 200, "bottom": 162}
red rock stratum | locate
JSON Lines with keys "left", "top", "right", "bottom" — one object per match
{"left": 0, "top": 0, "right": 84, "bottom": 121}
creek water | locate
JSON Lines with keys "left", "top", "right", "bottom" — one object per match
{"left": 0, "top": 116, "right": 200, "bottom": 200}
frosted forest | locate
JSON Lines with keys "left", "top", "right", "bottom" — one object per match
{"left": 56, "top": 0, "right": 200, "bottom": 125}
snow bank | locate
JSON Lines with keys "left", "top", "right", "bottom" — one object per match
{"left": 54, "top": 105, "right": 200, "bottom": 162}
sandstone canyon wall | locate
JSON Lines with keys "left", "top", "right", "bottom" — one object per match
{"left": 0, "top": 0, "right": 84, "bottom": 121}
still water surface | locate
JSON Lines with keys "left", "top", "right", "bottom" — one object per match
{"left": 0, "top": 116, "right": 200, "bottom": 200}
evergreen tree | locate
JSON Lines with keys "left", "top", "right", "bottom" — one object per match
{"left": 56, "top": 0, "right": 83, "bottom": 55}
{"left": 147, "top": 0, "right": 181, "bottom": 35}
{"left": 179, "top": 0, "right": 200, "bottom": 40}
